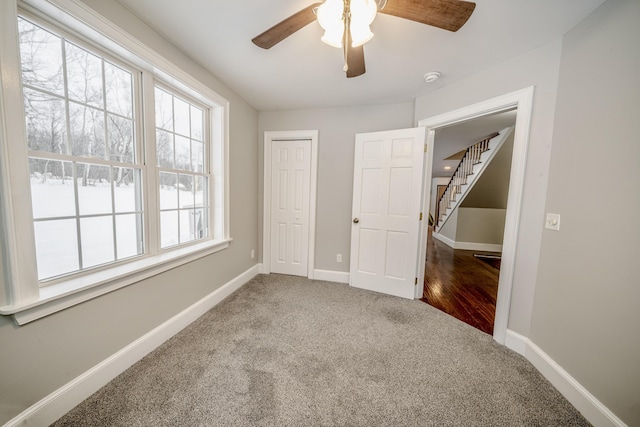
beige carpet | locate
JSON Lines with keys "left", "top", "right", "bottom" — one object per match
{"left": 53, "top": 274, "right": 590, "bottom": 426}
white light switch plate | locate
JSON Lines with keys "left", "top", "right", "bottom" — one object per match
{"left": 545, "top": 213, "right": 560, "bottom": 231}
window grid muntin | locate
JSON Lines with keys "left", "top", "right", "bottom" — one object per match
{"left": 153, "top": 84, "right": 210, "bottom": 249}
{"left": 9, "top": 7, "right": 223, "bottom": 293}
{"left": 29, "top": 155, "right": 145, "bottom": 281}
{"left": 18, "top": 15, "right": 145, "bottom": 282}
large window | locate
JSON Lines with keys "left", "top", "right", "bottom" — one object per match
{"left": 0, "top": 2, "right": 229, "bottom": 323}
{"left": 19, "top": 17, "right": 144, "bottom": 280}
{"left": 154, "top": 86, "right": 209, "bottom": 248}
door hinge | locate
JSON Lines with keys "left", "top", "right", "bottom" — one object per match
{"left": 414, "top": 277, "right": 418, "bottom": 285}
{"left": 424, "top": 144, "right": 428, "bottom": 153}
{"left": 419, "top": 212, "right": 423, "bottom": 221}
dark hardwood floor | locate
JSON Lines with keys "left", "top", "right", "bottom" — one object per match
{"left": 421, "top": 228, "right": 500, "bottom": 335}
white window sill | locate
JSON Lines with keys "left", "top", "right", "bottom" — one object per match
{"left": 0, "top": 238, "right": 232, "bottom": 325}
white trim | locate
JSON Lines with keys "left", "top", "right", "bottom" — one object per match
{"left": 454, "top": 242, "right": 502, "bottom": 252}
{"left": 431, "top": 232, "right": 503, "bottom": 252}
{"left": 3, "top": 263, "right": 261, "bottom": 427}
{"left": 431, "top": 231, "right": 456, "bottom": 248}
{"left": 313, "top": 269, "right": 350, "bottom": 284}
{"left": 505, "top": 330, "right": 627, "bottom": 427}
{"left": 417, "top": 87, "right": 535, "bottom": 346}
{"left": 504, "top": 329, "right": 528, "bottom": 356}
{"left": 0, "top": 0, "right": 40, "bottom": 307}
{"left": 262, "top": 130, "right": 318, "bottom": 279}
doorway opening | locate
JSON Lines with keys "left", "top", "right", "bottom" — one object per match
{"left": 422, "top": 111, "right": 516, "bottom": 334}
{"left": 416, "top": 87, "right": 534, "bottom": 345}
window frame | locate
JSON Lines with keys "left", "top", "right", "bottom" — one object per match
{"left": 0, "top": 0, "right": 231, "bottom": 325}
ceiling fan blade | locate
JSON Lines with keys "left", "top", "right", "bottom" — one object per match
{"left": 345, "top": 28, "right": 366, "bottom": 78}
{"left": 346, "top": 44, "right": 366, "bottom": 78}
{"left": 380, "top": 0, "right": 476, "bottom": 32}
{"left": 252, "top": 3, "right": 322, "bottom": 49}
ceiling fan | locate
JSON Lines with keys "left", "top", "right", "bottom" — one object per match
{"left": 252, "top": 0, "right": 476, "bottom": 78}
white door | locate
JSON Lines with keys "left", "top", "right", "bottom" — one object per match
{"left": 270, "top": 140, "right": 311, "bottom": 276}
{"left": 349, "top": 128, "right": 426, "bottom": 299}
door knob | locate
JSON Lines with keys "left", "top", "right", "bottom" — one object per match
{"left": 353, "top": 218, "right": 360, "bottom": 224}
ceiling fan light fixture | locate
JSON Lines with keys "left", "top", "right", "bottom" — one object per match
{"left": 317, "top": 0, "right": 345, "bottom": 47}
{"left": 318, "top": 0, "right": 377, "bottom": 48}
{"left": 349, "top": 0, "right": 377, "bottom": 46}
{"left": 350, "top": 25, "right": 374, "bottom": 47}
{"left": 321, "top": 25, "right": 345, "bottom": 48}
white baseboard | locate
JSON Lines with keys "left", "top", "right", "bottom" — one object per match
{"left": 432, "top": 232, "right": 502, "bottom": 252}
{"left": 432, "top": 231, "right": 456, "bottom": 248}
{"left": 313, "top": 269, "right": 349, "bottom": 284}
{"left": 504, "top": 329, "right": 528, "bottom": 356}
{"left": 455, "top": 242, "right": 502, "bottom": 252}
{"left": 5, "top": 264, "right": 262, "bottom": 427}
{"left": 505, "top": 329, "right": 626, "bottom": 427}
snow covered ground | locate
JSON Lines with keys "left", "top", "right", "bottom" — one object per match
{"left": 30, "top": 176, "right": 205, "bottom": 281}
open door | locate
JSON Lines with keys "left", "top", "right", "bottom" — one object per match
{"left": 349, "top": 128, "right": 426, "bottom": 299}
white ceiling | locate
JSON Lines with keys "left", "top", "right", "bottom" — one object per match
{"left": 115, "top": 0, "right": 606, "bottom": 112}
{"left": 432, "top": 109, "right": 516, "bottom": 177}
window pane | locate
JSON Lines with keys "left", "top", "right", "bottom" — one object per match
{"left": 160, "top": 211, "right": 178, "bottom": 248}
{"left": 192, "top": 141, "right": 204, "bottom": 173}
{"left": 178, "top": 174, "right": 194, "bottom": 208}
{"left": 202, "top": 208, "right": 210, "bottom": 238}
{"left": 18, "top": 18, "right": 64, "bottom": 96}
{"left": 174, "top": 97, "right": 190, "bottom": 137}
{"left": 159, "top": 172, "right": 178, "bottom": 209}
{"left": 175, "top": 135, "right": 191, "bottom": 171}
{"left": 23, "top": 88, "right": 66, "bottom": 154}
{"left": 104, "top": 61, "right": 133, "bottom": 118}
{"left": 194, "top": 208, "right": 208, "bottom": 239}
{"left": 34, "top": 219, "right": 79, "bottom": 280}
{"left": 156, "top": 129, "right": 174, "bottom": 168}
{"left": 65, "top": 41, "right": 103, "bottom": 108}
{"left": 114, "top": 168, "right": 139, "bottom": 213}
{"left": 179, "top": 209, "right": 195, "bottom": 244}
{"left": 69, "top": 102, "right": 105, "bottom": 158}
{"left": 194, "top": 175, "right": 206, "bottom": 207}
{"left": 80, "top": 216, "right": 115, "bottom": 268}
{"left": 154, "top": 87, "right": 173, "bottom": 131}
{"left": 77, "top": 164, "right": 112, "bottom": 215}
{"left": 190, "top": 105, "right": 203, "bottom": 141}
{"left": 116, "top": 214, "right": 142, "bottom": 259}
{"left": 108, "top": 114, "right": 134, "bottom": 163}
{"left": 30, "top": 159, "right": 75, "bottom": 219}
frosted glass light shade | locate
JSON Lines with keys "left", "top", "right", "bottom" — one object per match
{"left": 349, "top": 0, "right": 376, "bottom": 47}
{"left": 322, "top": 26, "right": 345, "bottom": 48}
{"left": 317, "top": 0, "right": 345, "bottom": 47}
{"left": 317, "top": 0, "right": 377, "bottom": 49}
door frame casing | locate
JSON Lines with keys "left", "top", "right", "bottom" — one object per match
{"left": 416, "top": 87, "right": 534, "bottom": 345}
{"left": 262, "top": 130, "right": 319, "bottom": 278}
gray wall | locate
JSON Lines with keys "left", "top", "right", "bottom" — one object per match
{"left": 414, "top": 39, "right": 563, "bottom": 337}
{"left": 530, "top": 0, "right": 640, "bottom": 424}
{"left": 461, "top": 133, "right": 513, "bottom": 209}
{"left": 456, "top": 208, "right": 506, "bottom": 246}
{"left": 437, "top": 208, "right": 506, "bottom": 247}
{"left": 259, "top": 103, "right": 414, "bottom": 272}
{"left": 0, "top": 0, "right": 259, "bottom": 423}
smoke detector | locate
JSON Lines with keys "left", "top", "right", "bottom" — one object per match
{"left": 424, "top": 71, "right": 441, "bottom": 83}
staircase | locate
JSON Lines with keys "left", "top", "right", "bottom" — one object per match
{"left": 435, "top": 126, "right": 514, "bottom": 231}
